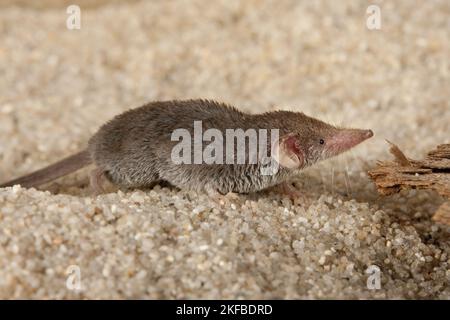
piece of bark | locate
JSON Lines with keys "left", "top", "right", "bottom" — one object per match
{"left": 427, "top": 144, "right": 450, "bottom": 159}
{"left": 433, "top": 202, "right": 450, "bottom": 225}
{"left": 386, "top": 140, "right": 411, "bottom": 166}
{"left": 368, "top": 143, "right": 450, "bottom": 226}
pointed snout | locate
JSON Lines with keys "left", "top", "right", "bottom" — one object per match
{"left": 363, "top": 129, "right": 374, "bottom": 139}
{"left": 343, "top": 128, "right": 374, "bottom": 146}
{"left": 327, "top": 128, "right": 374, "bottom": 156}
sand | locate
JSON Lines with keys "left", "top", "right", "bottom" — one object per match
{"left": 0, "top": 0, "right": 449, "bottom": 299}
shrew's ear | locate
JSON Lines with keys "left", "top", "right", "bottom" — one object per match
{"left": 272, "top": 133, "right": 304, "bottom": 169}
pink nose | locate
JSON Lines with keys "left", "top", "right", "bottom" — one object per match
{"left": 364, "top": 130, "right": 374, "bottom": 139}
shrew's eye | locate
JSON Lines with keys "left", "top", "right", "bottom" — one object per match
{"left": 319, "top": 139, "right": 325, "bottom": 145}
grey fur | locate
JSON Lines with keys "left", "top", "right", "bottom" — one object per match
{"left": 88, "top": 99, "right": 372, "bottom": 194}
{"left": 1, "top": 99, "right": 373, "bottom": 193}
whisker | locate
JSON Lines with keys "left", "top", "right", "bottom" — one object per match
{"left": 343, "top": 154, "right": 353, "bottom": 198}
{"left": 319, "top": 166, "right": 327, "bottom": 194}
{"left": 330, "top": 165, "right": 335, "bottom": 196}
{"left": 349, "top": 148, "right": 360, "bottom": 166}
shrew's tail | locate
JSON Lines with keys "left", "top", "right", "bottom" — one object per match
{"left": 0, "top": 150, "right": 92, "bottom": 188}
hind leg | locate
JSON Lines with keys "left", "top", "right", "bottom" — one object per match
{"left": 274, "top": 181, "right": 307, "bottom": 204}
{"left": 89, "top": 167, "right": 107, "bottom": 195}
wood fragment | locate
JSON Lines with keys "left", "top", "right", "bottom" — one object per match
{"left": 427, "top": 144, "right": 450, "bottom": 159}
{"left": 368, "top": 143, "right": 450, "bottom": 226}
{"left": 386, "top": 140, "right": 411, "bottom": 166}
{"left": 433, "top": 202, "right": 450, "bottom": 225}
